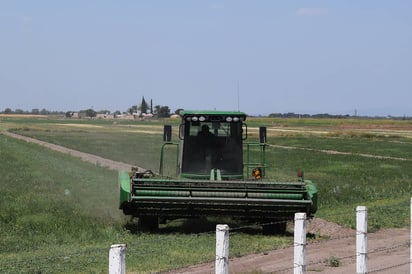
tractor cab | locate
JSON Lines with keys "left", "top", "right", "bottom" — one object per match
{"left": 120, "top": 109, "right": 318, "bottom": 232}
{"left": 178, "top": 111, "right": 247, "bottom": 180}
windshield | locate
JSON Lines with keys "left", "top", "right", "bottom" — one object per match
{"left": 181, "top": 121, "right": 243, "bottom": 176}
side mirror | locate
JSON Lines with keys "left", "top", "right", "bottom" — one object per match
{"left": 259, "top": 127, "right": 267, "bottom": 144}
{"left": 163, "top": 125, "right": 172, "bottom": 142}
{"left": 242, "top": 123, "right": 248, "bottom": 140}
{"left": 179, "top": 124, "right": 185, "bottom": 140}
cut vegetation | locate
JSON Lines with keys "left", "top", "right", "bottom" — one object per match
{"left": 1, "top": 116, "right": 411, "bottom": 273}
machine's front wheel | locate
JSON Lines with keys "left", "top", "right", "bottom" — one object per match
{"left": 138, "top": 216, "right": 159, "bottom": 232}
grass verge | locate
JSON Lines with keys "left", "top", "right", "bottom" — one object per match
{"left": 0, "top": 134, "right": 291, "bottom": 273}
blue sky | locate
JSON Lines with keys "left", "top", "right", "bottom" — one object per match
{"left": 1, "top": 1, "right": 411, "bottom": 116}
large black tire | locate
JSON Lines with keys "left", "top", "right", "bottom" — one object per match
{"left": 138, "top": 216, "right": 159, "bottom": 232}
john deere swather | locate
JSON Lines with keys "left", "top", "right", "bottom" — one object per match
{"left": 119, "top": 110, "right": 317, "bottom": 233}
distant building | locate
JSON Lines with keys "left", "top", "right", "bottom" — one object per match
{"left": 96, "top": 113, "right": 114, "bottom": 119}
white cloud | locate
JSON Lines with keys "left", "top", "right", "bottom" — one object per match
{"left": 296, "top": 8, "right": 329, "bottom": 16}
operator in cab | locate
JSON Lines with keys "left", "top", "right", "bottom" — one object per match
{"left": 197, "top": 124, "right": 215, "bottom": 170}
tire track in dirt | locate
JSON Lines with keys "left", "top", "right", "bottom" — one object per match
{"left": 269, "top": 144, "right": 411, "bottom": 161}
{"left": 3, "top": 131, "right": 410, "bottom": 274}
{"left": 2, "top": 131, "right": 143, "bottom": 172}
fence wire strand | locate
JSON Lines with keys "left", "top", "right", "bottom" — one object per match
{"left": 1, "top": 204, "right": 411, "bottom": 273}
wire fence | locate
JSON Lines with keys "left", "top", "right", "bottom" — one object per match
{"left": 1, "top": 203, "right": 411, "bottom": 274}
{"left": 267, "top": 206, "right": 410, "bottom": 274}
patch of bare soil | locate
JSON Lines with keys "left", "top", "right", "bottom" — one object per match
{"left": 164, "top": 218, "right": 409, "bottom": 274}
{"left": 3, "top": 131, "right": 410, "bottom": 274}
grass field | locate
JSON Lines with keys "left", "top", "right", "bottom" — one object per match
{"left": 1, "top": 116, "right": 411, "bottom": 273}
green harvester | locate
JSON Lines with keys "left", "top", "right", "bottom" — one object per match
{"left": 119, "top": 110, "right": 317, "bottom": 233}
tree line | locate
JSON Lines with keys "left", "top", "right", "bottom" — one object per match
{"left": 268, "top": 112, "right": 411, "bottom": 120}
{"left": 2, "top": 99, "right": 410, "bottom": 120}
{"left": 1, "top": 96, "right": 174, "bottom": 118}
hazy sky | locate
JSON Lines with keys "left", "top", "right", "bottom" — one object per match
{"left": 1, "top": 1, "right": 411, "bottom": 116}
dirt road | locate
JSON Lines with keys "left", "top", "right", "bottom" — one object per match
{"left": 2, "top": 131, "right": 141, "bottom": 172}
{"left": 165, "top": 224, "right": 410, "bottom": 273}
{"left": 3, "top": 131, "right": 410, "bottom": 274}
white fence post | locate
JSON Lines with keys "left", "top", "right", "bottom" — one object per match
{"left": 294, "top": 213, "right": 307, "bottom": 274}
{"left": 109, "top": 244, "right": 127, "bottom": 274}
{"left": 216, "top": 224, "right": 229, "bottom": 274}
{"left": 356, "top": 206, "right": 368, "bottom": 274}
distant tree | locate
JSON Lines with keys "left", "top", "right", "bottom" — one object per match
{"left": 31, "top": 108, "right": 40, "bottom": 114}
{"left": 65, "top": 111, "right": 73, "bottom": 118}
{"left": 174, "top": 108, "right": 184, "bottom": 115}
{"left": 154, "top": 105, "right": 161, "bottom": 116}
{"left": 40, "top": 108, "right": 49, "bottom": 115}
{"left": 97, "top": 110, "right": 111, "bottom": 114}
{"left": 150, "top": 99, "right": 153, "bottom": 114}
{"left": 139, "top": 96, "right": 148, "bottom": 114}
{"left": 15, "top": 109, "right": 24, "bottom": 114}
{"left": 158, "top": 106, "right": 171, "bottom": 118}
{"left": 85, "top": 108, "right": 97, "bottom": 118}
{"left": 4, "top": 108, "right": 12, "bottom": 114}
{"left": 128, "top": 105, "right": 138, "bottom": 114}
{"left": 114, "top": 110, "right": 121, "bottom": 116}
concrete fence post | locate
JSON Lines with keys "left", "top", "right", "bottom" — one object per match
{"left": 216, "top": 224, "right": 229, "bottom": 274}
{"left": 356, "top": 206, "right": 368, "bottom": 274}
{"left": 109, "top": 244, "right": 127, "bottom": 274}
{"left": 294, "top": 213, "right": 307, "bottom": 274}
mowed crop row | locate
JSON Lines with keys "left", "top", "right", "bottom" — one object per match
{"left": 1, "top": 116, "right": 412, "bottom": 273}
{"left": 0, "top": 120, "right": 289, "bottom": 273}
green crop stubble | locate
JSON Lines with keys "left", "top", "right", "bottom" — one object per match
{"left": 3, "top": 117, "right": 412, "bottom": 272}
{"left": 270, "top": 135, "right": 412, "bottom": 159}
{"left": 0, "top": 135, "right": 117, "bottom": 273}
{"left": 0, "top": 133, "right": 287, "bottom": 273}
{"left": 12, "top": 125, "right": 169, "bottom": 173}
{"left": 265, "top": 135, "right": 412, "bottom": 229}
{"left": 14, "top": 123, "right": 181, "bottom": 177}
{"left": 10, "top": 121, "right": 412, "bottom": 229}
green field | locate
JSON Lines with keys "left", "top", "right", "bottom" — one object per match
{"left": 1, "top": 116, "right": 412, "bottom": 273}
